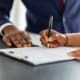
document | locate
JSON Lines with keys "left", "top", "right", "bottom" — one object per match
{"left": 0, "top": 47, "right": 77, "bottom": 65}
{"left": 0, "top": 33, "right": 78, "bottom": 65}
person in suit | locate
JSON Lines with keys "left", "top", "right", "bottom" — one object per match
{"left": 0, "top": 0, "right": 80, "bottom": 49}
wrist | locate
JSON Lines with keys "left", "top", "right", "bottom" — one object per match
{"left": 2, "top": 25, "right": 19, "bottom": 35}
{"left": 64, "top": 34, "right": 68, "bottom": 46}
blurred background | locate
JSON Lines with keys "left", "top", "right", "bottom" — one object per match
{"left": 10, "top": 0, "right": 26, "bottom": 30}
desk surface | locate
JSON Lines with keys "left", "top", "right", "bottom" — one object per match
{"left": 0, "top": 37, "right": 80, "bottom": 80}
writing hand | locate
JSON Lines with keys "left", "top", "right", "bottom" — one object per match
{"left": 40, "top": 29, "right": 67, "bottom": 48}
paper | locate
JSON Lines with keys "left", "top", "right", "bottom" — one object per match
{"left": 0, "top": 33, "right": 78, "bottom": 65}
{"left": 0, "top": 47, "right": 77, "bottom": 65}
{"left": 29, "top": 33, "right": 42, "bottom": 46}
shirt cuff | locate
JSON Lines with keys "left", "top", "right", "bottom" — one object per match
{"left": 0, "top": 23, "right": 14, "bottom": 36}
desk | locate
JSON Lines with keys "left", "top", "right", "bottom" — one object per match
{"left": 0, "top": 37, "right": 80, "bottom": 80}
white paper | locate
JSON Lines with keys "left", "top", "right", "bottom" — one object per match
{"left": 29, "top": 33, "right": 42, "bottom": 46}
{"left": 0, "top": 47, "right": 77, "bottom": 65}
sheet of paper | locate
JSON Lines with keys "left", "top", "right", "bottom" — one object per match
{"left": 0, "top": 47, "right": 77, "bottom": 65}
{"left": 29, "top": 33, "right": 42, "bottom": 46}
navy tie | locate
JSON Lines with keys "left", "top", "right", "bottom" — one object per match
{"left": 59, "top": 0, "right": 64, "bottom": 10}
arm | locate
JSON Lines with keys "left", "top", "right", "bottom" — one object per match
{"left": 0, "top": 0, "right": 16, "bottom": 35}
{"left": 40, "top": 29, "right": 80, "bottom": 47}
{"left": 0, "top": 0, "right": 32, "bottom": 47}
{"left": 66, "top": 33, "right": 80, "bottom": 47}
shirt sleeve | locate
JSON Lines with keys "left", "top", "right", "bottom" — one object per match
{"left": 0, "top": 23, "right": 14, "bottom": 36}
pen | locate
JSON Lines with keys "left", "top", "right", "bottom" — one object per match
{"left": 47, "top": 16, "right": 53, "bottom": 37}
{"left": 47, "top": 16, "right": 53, "bottom": 47}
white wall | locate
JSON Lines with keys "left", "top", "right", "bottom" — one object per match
{"left": 10, "top": 0, "right": 26, "bottom": 30}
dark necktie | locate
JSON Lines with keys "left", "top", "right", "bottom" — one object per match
{"left": 59, "top": 0, "right": 64, "bottom": 10}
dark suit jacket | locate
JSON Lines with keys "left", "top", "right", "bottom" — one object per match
{"left": 0, "top": 0, "right": 80, "bottom": 33}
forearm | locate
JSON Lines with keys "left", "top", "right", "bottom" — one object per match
{"left": 66, "top": 33, "right": 80, "bottom": 47}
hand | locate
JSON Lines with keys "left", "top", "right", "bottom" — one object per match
{"left": 68, "top": 49, "right": 80, "bottom": 61}
{"left": 2, "top": 26, "right": 32, "bottom": 48}
{"left": 40, "top": 29, "right": 67, "bottom": 48}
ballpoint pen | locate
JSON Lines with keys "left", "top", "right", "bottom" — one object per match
{"left": 47, "top": 16, "right": 53, "bottom": 47}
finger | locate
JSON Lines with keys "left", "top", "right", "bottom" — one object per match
{"left": 40, "top": 29, "right": 57, "bottom": 43}
{"left": 14, "top": 40, "right": 31, "bottom": 48}
{"left": 40, "top": 38, "right": 47, "bottom": 47}
{"left": 46, "top": 43, "right": 51, "bottom": 48}
{"left": 51, "top": 43, "right": 59, "bottom": 48}
{"left": 48, "top": 35, "right": 56, "bottom": 43}
{"left": 47, "top": 42, "right": 58, "bottom": 48}
{"left": 19, "top": 39, "right": 27, "bottom": 44}
{"left": 40, "top": 37, "right": 59, "bottom": 48}
{"left": 20, "top": 31, "right": 32, "bottom": 42}
{"left": 22, "top": 43, "right": 32, "bottom": 47}
{"left": 3, "top": 36, "right": 12, "bottom": 46}
{"left": 14, "top": 39, "right": 32, "bottom": 48}
{"left": 10, "top": 32, "right": 32, "bottom": 47}
{"left": 10, "top": 35, "right": 17, "bottom": 42}
{"left": 14, "top": 31, "right": 27, "bottom": 40}
{"left": 24, "top": 37, "right": 32, "bottom": 44}
{"left": 68, "top": 50, "right": 80, "bottom": 57}
{"left": 22, "top": 34, "right": 31, "bottom": 42}
{"left": 9, "top": 36, "right": 21, "bottom": 47}
{"left": 11, "top": 39, "right": 23, "bottom": 48}
{"left": 17, "top": 31, "right": 27, "bottom": 38}
{"left": 40, "top": 34, "right": 49, "bottom": 45}
{"left": 18, "top": 36, "right": 32, "bottom": 47}
{"left": 22, "top": 40, "right": 32, "bottom": 47}
{"left": 46, "top": 43, "right": 52, "bottom": 48}
{"left": 40, "top": 38, "right": 49, "bottom": 47}
{"left": 56, "top": 34, "right": 67, "bottom": 46}
{"left": 16, "top": 44, "right": 23, "bottom": 48}
{"left": 10, "top": 36, "right": 23, "bottom": 47}
{"left": 42, "top": 36, "right": 49, "bottom": 43}
{"left": 68, "top": 50, "right": 80, "bottom": 61}
{"left": 45, "top": 30, "right": 57, "bottom": 43}
{"left": 40, "top": 30, "right": 49, "bottom": 43}
{"left": 40, "top": 29, "right": 48, "bottom": 35}
{"left": 76, "top": 57, "right": 80, "bottom": 61}
{"left": 13, "top": 41, "right": 22, "bottom": 48}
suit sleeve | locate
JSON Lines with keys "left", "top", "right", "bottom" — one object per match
{"left": 0, "top": 0, "right": 13, "bottom": 26}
